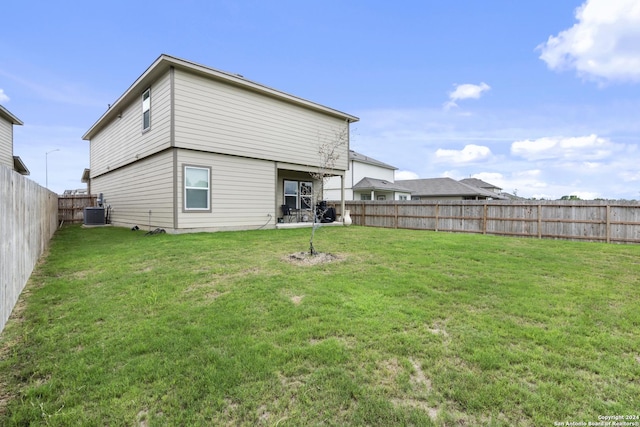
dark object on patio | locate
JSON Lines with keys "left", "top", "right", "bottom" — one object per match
{"left": 281, "top": 205, "right": 295, "bottom": 222}
{"left": 316, "top": 201, "right": 335, "bottom": 223}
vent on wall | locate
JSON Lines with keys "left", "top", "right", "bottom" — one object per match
{"left": 84, "top": 207, "right": 105, "bottom": 225}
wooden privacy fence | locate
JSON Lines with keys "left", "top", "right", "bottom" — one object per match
{"left": 58, "top": 195, "right": 97, "bottom": 224}
{"left": 334, "top": 200, "right": 640, "bottom": 244}
{"left": 1, "top": 166, "right": 58, "bottom": 333}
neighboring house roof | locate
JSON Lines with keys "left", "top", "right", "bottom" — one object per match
{"left": 83, "top": 54, "right": 359, "bottom": 141}
{"left": 0, "top": 105, "right": 23, "bottom": 125}
{"left": 353, "top": 177, "right": 411, "bottom": 192}
{"left": 500, "top": 192, "right": 526, "bottom": 200}
{"left": 81, "top": 168, "right": 91, "bottom": 183}
{"left": 459, "top": 178, "right": 502, "bottom": 192}
{"left": 396, "top": 177, "right": 507, "bottom": 199}
{"left": 349, "top": 150, "right": 397, "bottom": 170}
{"left": 13, "top": 156, "right": 29, "bottom": 175}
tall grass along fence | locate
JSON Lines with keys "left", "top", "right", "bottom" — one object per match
{"left": 58, "top": 195, "right": 97, "bottom": 224}
{"left": 0, "top": 166, "right": 58, "bottom": 333}
{"left": 335, "top": 200, "right": 640, "bottom": 244}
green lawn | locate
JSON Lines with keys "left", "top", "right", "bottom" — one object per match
{"left": 1, "top": 225, "right": 639, "bottom": 426}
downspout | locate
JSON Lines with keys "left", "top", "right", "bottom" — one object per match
{"left": 170, "top": 66, "right": 178, "bottom": 231}
{"left": 341, "top": 174, "right": 345, "bottom": 222}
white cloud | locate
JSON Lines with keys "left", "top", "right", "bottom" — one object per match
{"left": 435, "top": 144, "right": 492, "bottom": 163}
{"left": 538, "top": 0, "right": 640, "bottom": 83}
{"left": 571, "top": 191, "right": 601, "bottom": 199}
{"left": 444, "top": 82, "right": 490, "bottom": 109}
{"left": 395, "top": 170, "right": 419, "bottom": 180}
{"left": 0, "top": 89, "right": 9, "bottom": 103}
{"left": 511, "top": 134, "right": 615, "bottom": 161}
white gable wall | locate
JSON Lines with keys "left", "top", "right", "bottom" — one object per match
{"left": 324, "top": 159, "right": 395, "bottom": 201}
{"left": 352, "top": 162, "right": 395, "bottom": 184}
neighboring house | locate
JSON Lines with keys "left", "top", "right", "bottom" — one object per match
{"left": 62, "top": 189, "right": 89, "bottom": 196}
{"left": 324, "top": 150, "right": 411, "bottom": 201}
{"left": 396, "top": 177, "right": 507, "bottom": 200}
{"left": 459, "top": 178, "right": 502, "bottom": 195}
{"left": 82, "top": 54, "right": 358, "bottom": 232}
{"left": 0, "top": 105, "right": 29, "bottom": 175}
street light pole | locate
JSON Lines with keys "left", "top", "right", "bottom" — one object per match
{"left": 45, "top": 149, "right": 60, "bottom": 189}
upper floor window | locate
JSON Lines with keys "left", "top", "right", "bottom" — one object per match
{"left": 142, "top": 88, "right": 151, "bottom": 131}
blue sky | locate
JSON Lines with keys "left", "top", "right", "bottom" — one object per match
{"left": 2, "top": 0, "right": 640, "bottom": 199}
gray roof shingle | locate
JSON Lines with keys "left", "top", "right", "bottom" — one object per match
{"left": 396, "top": 177, "right": 507, "bottom": 199}
{"left": 353, "top": 177, "right": 411, "bottom": 192}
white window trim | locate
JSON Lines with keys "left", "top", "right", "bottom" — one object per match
{"left": 142, "top": 88, "right": 151, "bottom": 132}
{"left": 184, "top": 165, "right": 211, "bottom": 212}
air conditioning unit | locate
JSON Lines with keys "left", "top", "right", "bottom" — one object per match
{"left": 84, "top": 207, "right": 105, "bottom": 225}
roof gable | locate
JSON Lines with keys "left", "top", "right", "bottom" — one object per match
{"left": 459, "top": 178, "right": 502, "bottom": 191}
{"left": 13, "top": 156, "right": 29, "bottom": 175}
{"left": 83, "top": 54, "right": 359, "bottom": 140}
{"left": 0, "top": 105, "right": 23, "bottom": 125}
{"left": 349, "top": 150, "right": 397, "bottom": 170}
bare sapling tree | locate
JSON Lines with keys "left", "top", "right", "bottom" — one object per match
{"left": 308, "top": 121, "right": 349, "bottom": 255}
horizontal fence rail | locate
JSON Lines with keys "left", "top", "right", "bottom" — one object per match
{"left": 330, "top": 200, "right": 640, "bottom": 244}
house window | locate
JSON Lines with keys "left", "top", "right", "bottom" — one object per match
{"left": 300, "top": 182, "right": 313, "bottom": 209}
{"left": 377, "top": 195, "right": 386, "bottom": 201}
{"left": 360, "top": 194, "right": 371, "bottom": 201}
{"left": 399, "top": 195, "right": 408, "bottom": 200}
{"left": 284, "top": 180, "right": 313, "bottom": 209}
{"left": 184, "top": 166, "right": 210, "bottom": 210}
{"left": 142, "top": 88, "right": 151, "bottom": 131}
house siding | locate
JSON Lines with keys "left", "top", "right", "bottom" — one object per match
{"left": 90, "top": 71, "right": 172, "bottom": 178}
{"left": 91, "top": 150, "right": 174, "bottom": 229}
{"left": 353, "top": 162, "right": 395, "bottom": 184}
{"left": 325, "top": 159, "right": 395, "bottom": 201}
{"left": 173, "top": 69, "right": 348, "bottom": 170}
{"left": 0, "top": 117, "right": 13, "bottom": 169}
{"left": 176, "top": 150, "right": 275, "bottom": 231}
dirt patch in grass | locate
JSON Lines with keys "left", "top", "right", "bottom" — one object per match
{"left": 383, "top": 357, "right": 438, "bottom": 421}
{"left": 290, "top": 295, "right": 304, "bottom": 305}
{"left": 284, "top": 252, "right": 342, "bottom": 266}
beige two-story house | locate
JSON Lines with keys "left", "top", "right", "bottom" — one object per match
{"left": 82, "top": 55, "right": 358, "bottom": 232}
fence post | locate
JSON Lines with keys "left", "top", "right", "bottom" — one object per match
{"left": 394, "top": 203, "right": 399, "bottom": 229}
{"left": 362, "top": 202, "right": 366, "bottom": 226}
{"left": 537, "top": 204, "right": 542, "bottom": 239}
{"left": 483, "top": 203, "right": 487, "bottom": 234}
{"left": 606, "top": 205, "right": 610, "bottom": 244}
{"left": 435, "top": 203, "right": 439, "bottom": 232}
